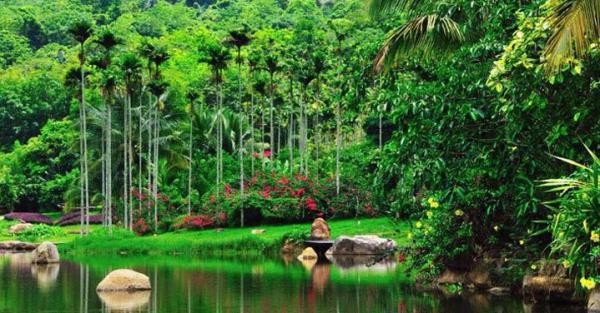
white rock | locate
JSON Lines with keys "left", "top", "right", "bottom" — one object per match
{"left": 96, "top": 269, "right": 152, "bottom": 291}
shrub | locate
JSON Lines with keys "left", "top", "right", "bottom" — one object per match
{"left": 4, "top": 212, "right": 52, "bottom": 224}
{"left": 132, "top": 218, "right": 151, "bottom": 236}
{"left": 407, "top": 194, "right": 473, "bottom": 279}
{"left": 17, "top": 224, "right": 64, "bottom": 242}
{"left": 174, "top": 215, "right": 215, "bottom": 230}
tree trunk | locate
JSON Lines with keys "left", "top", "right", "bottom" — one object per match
{"left": 188, "top": 107, "right": 193, "bottom": 216}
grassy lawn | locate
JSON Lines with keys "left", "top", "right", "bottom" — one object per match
{"left": 62, "top": 217, "right": 410, "bottom": 256}
{"left": 0, "top": 215, "right": 410, "bottom": 257}
{"left": 0, "top": 216, "right": 102, "bottom": 243}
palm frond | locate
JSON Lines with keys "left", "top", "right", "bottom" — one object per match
{"left": 544, "top": 0, "right": 600, "bottom": 71}
{"left": 373, "top": 14, "right": 464, "bottom": 73}
{"left": 369, "top": 0, "right": 423, "bottom": 17}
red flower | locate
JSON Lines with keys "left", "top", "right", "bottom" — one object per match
{"left": 210, "top": 195, "right": 216, "bottom": 204}
{"left": 263, "top": 149, "right": 272, "bottom": 157}
{"left": 260, "top": 186, "right": 271, "bottom": 199}
{"left": 279, "top": 176, "right": 289, "bottom": 185}
{"left": 291, "top": 187, "right": 305, "bottom": 197}
{"left": 224, "top": 183, "right": 232, "bottom": 197}
{"left": 218, "top": 212, "right": 227, "bottom": 223}
{"left": 252, "top": 152, "right": 260, "bottom": 158}
{"left": 306, "top": 197, "right": 317, "bottom": 211}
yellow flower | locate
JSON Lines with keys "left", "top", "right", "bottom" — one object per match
{"left": 530, "top": 264, "right": 537, "bottom": 270}
{"left": 427, "top": 197, "right": 440, "bottom": 208}
{"left": 407, "top": 232, "right": 413, "bottom": 240}
{"left": 562, "top": 260, "right": 571, "bottom": 268}
{"left": 591, "top": 231, "right": 600, "bottom": 243}
{"left": 454, "top": 209, "right": 464, "bottom": 217}
{"left": 415, "top": 221, "right": 423, "bottom": 229}
{"left": 426, "top": 211, "right": 433, "bottom": 219}
{"left": 519, "top": 240, "right": 525, "bottom": 246}
{"left": 493, "top": 225, "right": 500, "bottom": 232}
{"left": 580, "top": 277, "right": 597, "bottom": 290}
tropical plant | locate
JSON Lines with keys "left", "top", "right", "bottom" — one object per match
{"left": 544, "top": 0, "right": 600, "bottom": 71}
{"left": 540, "top": 145, "right": 600, "bottom": 286}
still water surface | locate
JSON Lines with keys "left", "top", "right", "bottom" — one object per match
{"left": 0, "top": 252, "right": 585, "bottom": 313}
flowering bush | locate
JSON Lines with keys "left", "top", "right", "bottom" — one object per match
{"left": 202, "top": 171, "right": 376, "bottom": 226}
{"left": 4, "top": 212, "right": 52, "bottom": 225}
{"left": 407, "top": 195, "right": 473, "bottom": 278}
{"left": 132, "top": 218, "right": 152, "bottom": 236}
{"left": 174, "top": 214, "right": 215, "bottom": 230}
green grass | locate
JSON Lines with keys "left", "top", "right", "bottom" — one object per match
{"left": 0, "top": 216, "right": 102, "bottom": 243}
{"left": 62, "top": 217, "right": 410, "bottom": 257}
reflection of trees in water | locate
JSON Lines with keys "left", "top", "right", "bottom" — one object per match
{"left": 0, "top": 254, "right": 587, "bottom": 313}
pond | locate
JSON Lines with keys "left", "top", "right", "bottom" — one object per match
{"left": 0, "top": 252, "right": 586, "bottom": 313}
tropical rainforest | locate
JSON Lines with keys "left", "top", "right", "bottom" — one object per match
{"left": 0, "top": 0, "right": 599, "bottom": 288}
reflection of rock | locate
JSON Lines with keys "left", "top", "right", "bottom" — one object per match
{"left": 330, "top": 235, "right": 396, "bottom": 255}
{"left": 297, "top": 247, "right": 317, "bottom": 260}
{"left": 97, "top": 269, "right": 152, "bottom": 291}
{"left": 31, "top": 263, "right": 60, "bottom": 290}
{"left": 8, "top": 253, "right": 32, "bottom": 272}
{"left": 299, "top": 257, "right": 317, "bottom": 272}
{"left": 328, "top": 255, "right": 397, "bottom": 272}
{"left": 522, "top": 275, "right": 573, "bottom": 301}
{"left": 310, "top": 218, "right": 330, "bottom": 240}
{"left": 281, "top": 239, "right": 303, "bottom": 256}
{"left": 589, "top": 288, "right": 600, "bottom": 313}
{"left": 311, "top": 263, "right": 330, "bottom": 292}
{"left": 31, "top": 241, "right": 60, "bottom": 264}
{"left": 97, "top": 290, "right": 151, "bottom": 311}
{"left": 9, "top": 223, "right": 32, "bottom": 234}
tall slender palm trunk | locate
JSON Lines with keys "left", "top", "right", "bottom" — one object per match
{"left": 123, "top": 95, "right": 129, "bottom": 230}
{"left": 187, "top": 107, "right": 193, "bottom": 215}
{"left": 237, "top": 55, "right": 245, "bottom": 227}
{"left": 107, "top": 103, "right": 112, "bottom": 232}
{"left": 269, "top": 73, "right": 274, "bottom": 163}
{"left": 153, "top": 106, "right": 159, "bottom": 231}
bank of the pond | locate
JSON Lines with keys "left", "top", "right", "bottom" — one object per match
{"left": 60, "top": 217, "right": 409, "bottom": 257}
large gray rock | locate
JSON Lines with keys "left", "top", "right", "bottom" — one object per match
{"left": 97, "top": 269, "right": 151, "bottom": 291}
{"left": 31, "top": 241, "right": 60, "bottom": 264}
{"left": 329, "top": 235, "right": 396, "bottom": 255}
{"left": 589, "top": 288, "right": 600, "bottom": 313}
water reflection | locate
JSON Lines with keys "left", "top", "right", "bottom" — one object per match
{"left": 31, "top": 263, "right": 59, "bottom": 290}
{"left": 0, "top": 253, "right": 588, "bottom": 313}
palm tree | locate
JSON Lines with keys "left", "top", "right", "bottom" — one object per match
{"left": 120, "top": 54, "right": 143, "bottom": 230}
{"left": 264, "top": 43, "right": 279, "bottom": 164}
{"left": 94, "top": 29, "right": 121, "bottom": 232}
{"left": 68, "top": 19, "right": 93, "bottom": 235}
{"left": 202, "top": 43, "right": 231, "bottom": 200}
{"left": 247, "top": 51, "right": 261, "bottom": 176}
{"left": 368, "top": 0, "right": 464, "bottom": 73}
{"left": 186, "top": 90, "right": 199, "bottom": 215}
{"left": 228, "top": 29, "right": 251, "bottom": 227}
{"left": 544, "top": 0, "right": 600, "bottom": 71}
{"left": 311, "top": 51, "right": 327, "bottom": 180}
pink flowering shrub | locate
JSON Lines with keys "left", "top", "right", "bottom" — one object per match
{"left": 202, "top": 171, "right": 376, "bottom": 226}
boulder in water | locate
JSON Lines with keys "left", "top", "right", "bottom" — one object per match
{"left": 329, "top": 235, "right": 396, "bottom": 255}
{"left": 96, "top": 269, "right": 151, "bottom": 291}
{"left": 31, "top": 241, "right": 60, "bottom": 264}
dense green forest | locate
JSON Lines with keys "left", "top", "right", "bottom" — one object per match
{"left": 0, "top": 0, "right": 598, "bottom": 285}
